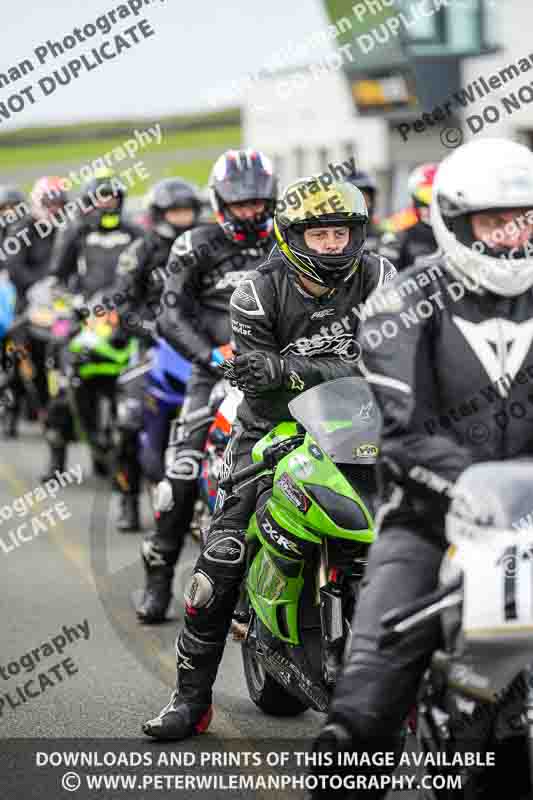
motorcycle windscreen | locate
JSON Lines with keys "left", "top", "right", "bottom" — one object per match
{"left": 288, "top": 377, "right": 382, "bottom": 465}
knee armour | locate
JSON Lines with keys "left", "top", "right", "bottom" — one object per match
{"left": 183, "top": 529, "right": 246, "bottom": 641}
{"left": 153, "top": 478, "right": 175, "bottom": 514}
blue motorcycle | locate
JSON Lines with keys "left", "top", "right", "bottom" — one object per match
{"left": 117, "top": 337, "right": 192, "bottom": 485}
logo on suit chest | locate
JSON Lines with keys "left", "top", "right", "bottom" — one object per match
{"left": 453, "top": 316, "right": 533, "bottom": 398}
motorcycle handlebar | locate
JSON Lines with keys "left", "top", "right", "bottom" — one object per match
{"left": 219, "top": 460, "right": 266, "bottom": 492}
{"left": 218, "top": 435, "right": 305, "bottom": 493}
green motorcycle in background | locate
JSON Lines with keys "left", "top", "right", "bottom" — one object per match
{"left": 220, "top": 377, "right": 380, "bottom": 716}
{"left": 47, "top": 292, "right": 138, "bottom": 475}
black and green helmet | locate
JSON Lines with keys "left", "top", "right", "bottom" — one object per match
{"left": 274, "top": 177, "right": 368, "bottom": 287}
{"left": 82, "top": 168, "right": 125, "bottom": 231}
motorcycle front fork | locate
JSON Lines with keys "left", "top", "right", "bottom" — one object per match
{"left": 318, "top": 542, "right": 345, "bottom": 686}
{"left": 230, "top": 540, "right": 256, "bottom": 640}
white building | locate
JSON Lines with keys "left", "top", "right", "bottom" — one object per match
{"left": 461, "top": 0, "right": 533, "bottom": 148}
{"left": 243, "top": 0, "right": 531, "bottom": 214}
{"left": 243, "top": 65, "right": 392, "bottom": 215}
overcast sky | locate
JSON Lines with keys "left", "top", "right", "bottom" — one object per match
{"left": 1, "top": 0, "right": 332, "bottom": 129}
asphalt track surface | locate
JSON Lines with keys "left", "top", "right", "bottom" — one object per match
{"left": 1, "top": 422, "right": 417, "bottom": 800}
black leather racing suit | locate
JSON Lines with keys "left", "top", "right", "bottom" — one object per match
{"left": 2, "top": 216, "right": 62, "bottom": 425}
{"left": 171, "top": 248, "right": 396, "bottom": 712}
{"left": 3, "top": 216, "right": 57, "bottom": 301}
{"left": 234, "top": 249, "right": 395, "bottom": 435}
{"left": 141, "top": 223, "right": 274, "bottom": 582}
{"left": 113, "top": 225, "right": 178, "bottom": 340}
{"left": 112, "top": 226, "right": 180, "bottom": 499}
{"left": 50, "top": 217, "right": 143, "bottom": 295}
{"left": 314, "top": 252, "right": 533, "bottom": 797}
{"left": 378, "top": 219, "right": 437, "bottom": 272}
{"left": 44, "top": 217, "right": 143, "bottom": 475}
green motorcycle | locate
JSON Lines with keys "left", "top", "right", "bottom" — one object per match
{"left": 219, "top": 377, "right": 380, "bottom": 716}
{"left": 47, "top": 293, "right": 138, "bottom": 474}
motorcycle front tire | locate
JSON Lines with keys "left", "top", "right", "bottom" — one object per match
{"left": 242, "top": 619, "right": 309, "bottom": 717}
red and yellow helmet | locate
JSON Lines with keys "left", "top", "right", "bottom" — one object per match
{"left": 30, "top": 176, "right": 67, "bottom": 219}
{"left": 407, "top": 163, "right": 438, "bottom": 208}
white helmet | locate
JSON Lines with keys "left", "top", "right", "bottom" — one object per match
{"left": 431, "top": 138, "right": 533, "bottom": 297}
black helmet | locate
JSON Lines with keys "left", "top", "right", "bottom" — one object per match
{"left": 274, "top": 177, "right": 368, "bottom": 288}
{"left": 345, "top": 170, "right": 377, "bottom": 216}
{"left": 82, "top": 169, "right": 126, "bottom": 230}
{"left": 147, "top": 177, "right": 201, "bottom": 238}
{"left": 208, "top": 148, "right": 277, "bottom": 247}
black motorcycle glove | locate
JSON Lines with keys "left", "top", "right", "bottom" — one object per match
{"left": 225, "top": 351, "right": 284, "bottom": 397}
{"left": 380, "top": 451, "right": 455, "bottom": 521}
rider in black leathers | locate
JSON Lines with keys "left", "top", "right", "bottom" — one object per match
{"left": 1, "top": 180, "right": 69, "bottom": 434}
{"left": 378, "top": 163, "right": 438, "bottom": 271}
{"left": 49, "top": 178, "right": 142, "bottom": 297}
{"left": 42, "top": 172, "right": 143, "bottom": 481}
{"left": 3, "top": 198, "right": 59, "bottom": 300}
{"left": 137, "top": 148, "right": 278, "bottom": 622}
{"left": 307, "top": 138, "right": 533, "bottom": 798}
{"left": 141, "top": 176, "right": 396, "bottom": 741}
{"left": 112, "top": 178, "right": 202, "bottom": 530}
{"left": 0, "top": 187, "right": 37, "bottom": 435}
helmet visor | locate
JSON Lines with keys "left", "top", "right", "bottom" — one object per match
{"left": 153, "top": 181, "right": 199, "bottom": 211}
{"left": 287, "top": 219, "right": 367, "bottom": 263}
{"left": 212, "top": 152, "right": 276, "bottom": 204}
{"left": 215, "top": 171, "right": 276, "bottom": 204}
{"left": 470, "top": 206, "right": 533, "bottom": 258}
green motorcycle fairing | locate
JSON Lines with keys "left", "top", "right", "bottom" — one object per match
{"left": 69, "top": 329, "right": 138, "bottom": 379}
{"left": 246, "top": 423, "right": 375, "bottom": 645}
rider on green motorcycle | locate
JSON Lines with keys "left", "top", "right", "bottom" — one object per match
{"left": 142, "top": 176, "right": 396, "bottom": 741}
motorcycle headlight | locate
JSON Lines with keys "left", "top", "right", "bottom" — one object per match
{"left": 305, "top": 485, "right": 368, "bottom": 530}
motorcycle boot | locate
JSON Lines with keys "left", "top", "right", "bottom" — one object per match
{"left": 143, "top": 524, "right": 248, "bottom": 740}
{"left": 116, "top": 494, "right": 140, "bottom": 532}
{"left": 306, "top": 721, "right": 405, "bottom": 800}
{"left": 91, "top": 444, "right": 109, "bottom": 477}
{"left": 137, "top": 536, "right": 175, "bottom": 623}
{"left": 41, "top": 445, "right": 66, "bottom": 484}
{"left": 136, "top": 477, "right": 184, "bottom": 623}
{"left": 142, "top": 628, "right": 223, "bottom": 740}
{"left": 3, "top": 406, "right": 19, "bottom": 438}
{"left": 114, "top": 461, "right": 141, "bottom": 532}
{"left": 42, "top": 397, "right": 72, "bottom": 482}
